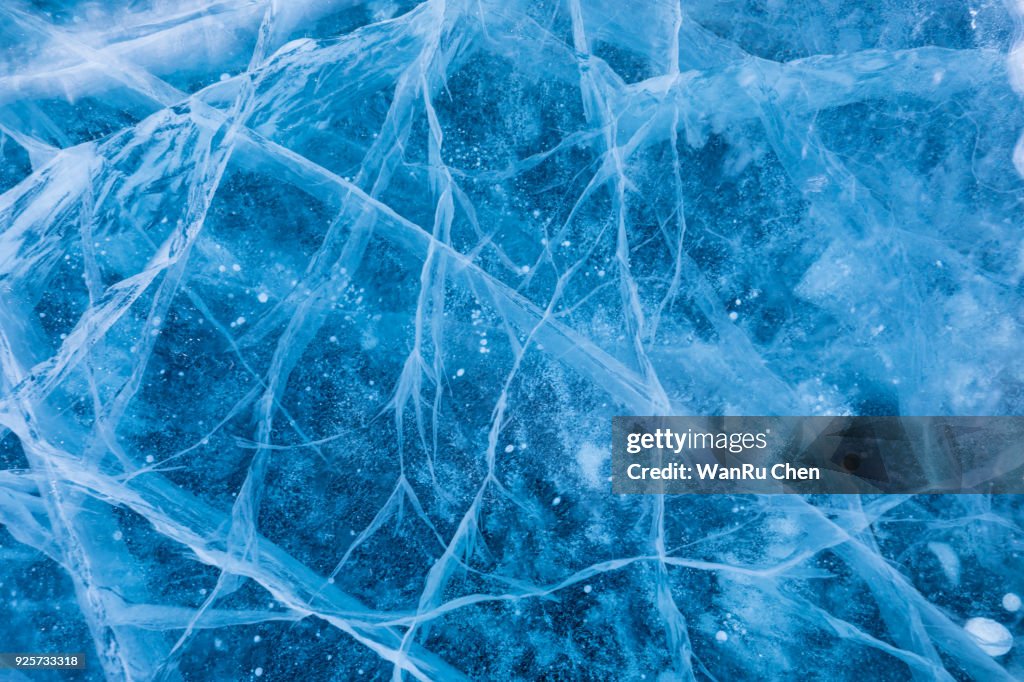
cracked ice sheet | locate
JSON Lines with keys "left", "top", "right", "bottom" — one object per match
{"left": 1, "top": 0, "right": 1023, "bottom": 680}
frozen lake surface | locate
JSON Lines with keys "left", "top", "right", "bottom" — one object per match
{"left": 1, "top": 0, "right": 1024, "bottom": 679}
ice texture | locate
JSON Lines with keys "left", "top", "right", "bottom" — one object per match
{"left": 1, "top": 0, "right": 1024, "bottom": 680}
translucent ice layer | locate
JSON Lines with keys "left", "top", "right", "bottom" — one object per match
{"left": 1, "top": 0, "right": 1024, "bottom": 679}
